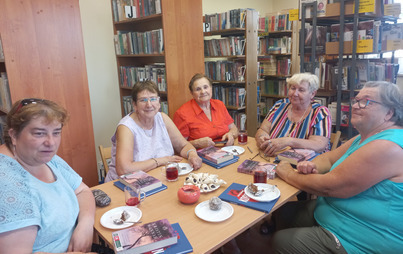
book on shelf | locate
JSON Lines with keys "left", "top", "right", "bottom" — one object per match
{"left": 302, "top": 24, "right": 327, "bottom": 54}
{"left": 197, "top": 146, "right": 234, "bottom": 164}
{"left": 218, "top": 183, "right": 279, "bottom": 213}
{"left": 277, "top": 148, "right": 318, "bottom": 165}
{"left": 119, "top": 170, "right": 162, "bottom": 193}
{"left": 112, "top": 0, "right": 162, "bottom": 22}
{"left": 112, "top": 218, "right": 177, "bottom": 254}
{"left": 299, "top": 0, "right": 326, "bottom": 18}
{"left": 144, "top": 223, "right": 193, "bottom": 254}
{"left": 237, "top": 159, "right": 276, "bottom": 175}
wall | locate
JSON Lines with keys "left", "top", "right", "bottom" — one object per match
{"left": 272, "top": 0, "right": 299, "bottom": 13}
{"left": 79, "top": 0, "right": 121, "bottom": 170}
{"left": 202, "top": 0, "right": 272, "bottom": 15}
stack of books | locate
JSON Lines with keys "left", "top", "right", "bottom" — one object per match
{"left": 276, "top": 148, "right": 318, "bottom": 165}
{"left": 112, "top": 219, "right": 193, "bottom": 254}
{"left": 197, "top": 146, "right": 238, "bottom": 169}
{"left": 114, "top": 171, "right": 167, "bottom": 196}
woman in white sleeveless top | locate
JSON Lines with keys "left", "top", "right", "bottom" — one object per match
{"left": 105, "top": 81, "right": 202, "bottom": 181}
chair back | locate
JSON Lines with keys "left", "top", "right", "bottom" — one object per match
{"left": 330, "top": 131, "right": 341, "bottom": 151}
{"left": 99, "top": 145, "right": 112, "bottom": 174}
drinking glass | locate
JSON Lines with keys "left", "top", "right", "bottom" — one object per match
{"left": 161, "top": 162, "right": 179, "bottom": 182}
{"left": 124, "top": 183, "right": 146, "bottom": 206}
{"left": 238, "top": 130, "right": 248, "bottom": 145}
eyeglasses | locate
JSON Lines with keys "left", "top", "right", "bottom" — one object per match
{"left": 15, "top": 98, "right": 45, "bottom": 113}
{"left": 350, "top": 98, "right": 382, "bottom": 109}
{"left": 138, "top": 97, "right": 160, "bottom": 104}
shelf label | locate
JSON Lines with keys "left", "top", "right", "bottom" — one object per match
{"left": 357, "top": 39, "right": 373, "bottom": 53}
{"left": 386, "top": 39, "right": 403, "bottom": 51}
{"left": 289, "top": 9, "right": 299, "bottom": 21}
{"left": 354, "top": 0, "right": 375, "bottom": 13}
{"left": 384, "top": 3, "right": 401, "bottom": 17}
{"left": 125, "top": 6, "right": 136, "bottom": 18}
{"left": 203, "top": 22, "right": 211, "bottom": 32}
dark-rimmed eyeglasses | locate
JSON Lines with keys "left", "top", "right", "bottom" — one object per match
{"left": 15, "top": 98, "right": 45, "bottom": 113}
{"left": 350, "top": 98, "right": 382, "bottom": 109}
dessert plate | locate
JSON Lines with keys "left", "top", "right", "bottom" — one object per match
{"left": 244, "top": 183, "right": 280, "bottom": 202}
{"left": 100, "top": 206, "right": 142, "bottom": 229}
{"left": 221, "top": 146, "right": 245, "bottom": 155}
{"left": 178, "top": 162, "right": 193, "bottom": 175}
{"left": 195, "top": 200, "right": 234, "bottom": 222}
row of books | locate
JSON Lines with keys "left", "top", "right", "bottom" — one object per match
{"left": 260, "top": 79, "right": 288, "bottom": 97}
{"left": 328, "top": 102, "right": 351, "bottom": 126}
{"left": 0, "top": 72, "right": 11, "bottom": 112}
{"left": 259, "top": 57, "right": 291, "bottom": 77}
{"left": 204, "top": 36, "right": 245, "bottom": 57}
{"left": 204, "top": 9, "right": 247, "bottom": 32}
{"left": 258, "top": 36, "right": 292, "bottom": 55}
{"left": 119, "top": 64, "right": 166, "bottom": 91}
{"left": 259, "top": 12, "right": 293, "bottom": 32}
{"left": 111, "top": 0, "right": 161, "bottom": 22}
{"left": 212, "top": 86, "right": 246, "bottom": 108}
{"left": 205, "top": 61, "right": 244, "bottom": 82}
{"left": 228, "top": 111, "right": 246, "bottom": 130}
{"left": 114, "top": 29, "right": 164, "bottom": 55}
{"left": 258, "top": 97, "right": 276, "bottom": 117}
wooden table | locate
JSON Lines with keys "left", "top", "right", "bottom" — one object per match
{"left": 91, "top": 138, "right": 300, "bottom": 253}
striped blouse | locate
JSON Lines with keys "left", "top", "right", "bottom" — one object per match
{"left": 266, "top": 98, "right": 332, "bottom": 143}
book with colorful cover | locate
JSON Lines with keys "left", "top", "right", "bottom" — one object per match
{"left": 237, "top": 160, "right": 276, "bottom": 175}
{"left": 114, "top": 181, "right": 167, "bottom": 197}
{"left": 201, "top": 155, "right": 239, "bottom": 169}
{"left": 218, "top": 183, "right": 279, "bottom": 213}
{"left": 197, "top": 146, "right": 234, "bottom": 164}
{"left": 119, "top": 171, "right": 162, "bottom": 193}
{"left": 112, "top": 219, "right": 177, "bottom": 254}
{"left": 276, "top": 148, "right": 318, "bottom": 165}
{"left": 144, "top": 223, "right": 193, "bottom": 254}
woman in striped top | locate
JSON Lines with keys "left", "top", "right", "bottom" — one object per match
{"left": 255, "top": 73, "right": 331, "bottom": 157}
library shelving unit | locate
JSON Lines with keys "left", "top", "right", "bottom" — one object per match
{"left": 111, "top": 0, "right": 205, "bottom": 118}
{"left": 300, "top": 0, "right": 401, "bottom": 140}
{"left": 204, "top": 9, "right": 259, "bottom": 136}
{"left": 0, "top": 35, "right": 9, "bottom": 116}
{"left": 257, "top": 12, "right": 299, "bottom": 122}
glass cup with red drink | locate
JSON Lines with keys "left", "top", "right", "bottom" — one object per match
{"left": 253, "top": 169, "right": 267, "bottom": 184}
{"left": 161, "top": 162, "right": 179, "bottom": 182}
{"left": 124, "top": 183, "right": 146, "bottom": 206}
{"left": 238, "top": 130, "right": 248, "bottom": 145}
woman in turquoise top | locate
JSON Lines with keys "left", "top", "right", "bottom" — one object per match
{"left": 272, "top": 81, "right": 403, "bottom": 253}
{"left": 0, "top": 99, "right": 95, "bottom": 253}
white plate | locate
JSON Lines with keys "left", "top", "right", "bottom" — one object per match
{"left": 195, "top": 200, "right": 234, "bottom": 222}
{"left": 178, "top": 163, "right": 193, "bottom": 175}
{"left": 221, "top": 146, "right": 245, "bottom": 155}
{"left": 244, "top": 183, "right": 281, "bottom": 202}
{"left": 100, "top": 206, "right": 142, "bottom": 229}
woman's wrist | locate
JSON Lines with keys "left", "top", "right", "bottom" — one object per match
{"left": 186, "top": 149, "right": 197, "bottom": 159}
{"left": 151, "top": 158, "right": 159, "bottom": 168}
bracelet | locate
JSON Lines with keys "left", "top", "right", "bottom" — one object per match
{"left": 152, "top": 158, "right": 159, "bottom": 167}
{"left": 186, "top": 149, "right": 196, "bottom": 159}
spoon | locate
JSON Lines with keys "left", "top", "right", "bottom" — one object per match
{"left": 113, "top": 219, "right": 142, "bottom": 225}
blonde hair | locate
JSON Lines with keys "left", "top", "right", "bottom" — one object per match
{"left": 286, "top": 73, "right": 320, "bottom": 93}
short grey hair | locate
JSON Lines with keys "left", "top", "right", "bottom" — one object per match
{"left": 286, "top": 73, "right": 320, "bottom": 93}
{"left": 364, "top": 81, "right": 403, "bottom": 126}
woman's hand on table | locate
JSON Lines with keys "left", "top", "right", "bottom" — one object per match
{"left": 158, "top": 155, "right": 183, "bottom": 166}
{"left": 194, "top": 137, "right": 215, "bottom": 149}
{"left": 222, "top": 132, "right": 235, "bottom": 146}
{"left": 188, "top": 153, "right": 202, "bottom": 170}
{"left": 261, "top": 137, "right": 289, "bottom": 156}
{"left": 275, "top": 161, "right": 295, "bottom": 181}
{"left": 296, "top": 161, "right": 318, "bottom": 174}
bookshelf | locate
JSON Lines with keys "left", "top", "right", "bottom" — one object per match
{"left": 0, "top": 35, "right": 10, "bottom": 116}
{"left": 111, "top": 0, "right": 205, "bottom": 118}
{"left": 300, "top": 0, "right": 401, "bottom": 140}
{"left": 204, "top": 9, "right": 259, "bottom": 135}
{"left": 257, "top": 11, "right": 299, "bottom": 124}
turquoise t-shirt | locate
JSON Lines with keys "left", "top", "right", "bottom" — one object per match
{"left": 0, "top": 154, "right": 82, "bottom": 252}
{"left": 315, "top": 129, "right": 403, "bottom": 253}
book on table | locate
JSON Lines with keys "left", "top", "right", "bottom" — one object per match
{"left": 119, "top": 170, "right": 162, "bottom": 193}
{"left": 197, "top": 146, "right": 234, "bottom": 164}
{"left": 276, "top": 148, "right": 318, "bottom": 165}
{"left": 112, "top": 219, "right": 177, "bottom": 254}
{"left": 237, "top": 160, "right": 277, "bottom": 175}
{"left": 144, "top": 223, "right": 193, "bottom": 254}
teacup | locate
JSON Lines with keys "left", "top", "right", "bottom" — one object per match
{"left": 124, "top": 183, "right": 146, "bottom": 206}
{"left": 161, "top": 162, "right": 179, "bottom": 182}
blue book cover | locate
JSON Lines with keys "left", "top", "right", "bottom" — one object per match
{"left": 218, "top": 182, "right": 279, "bottom": 213}
{"left": 145, "top": 223, "right": 193, "bottom": 254}
{"left": 201, "top": 155, "right": 239, "bottom": 169}
{"left": 114, "top": 181, "right": 167, "bottom": 197}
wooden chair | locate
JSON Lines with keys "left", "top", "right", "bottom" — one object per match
{"left": 330, "top": 131, "right": 341, "bottom": 151}
{"left": 98, "top": 145, "right": 112, "bottom": 174}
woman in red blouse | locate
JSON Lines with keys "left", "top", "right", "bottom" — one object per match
{"left": 173, "top": 73, "right": 239, "bottom": 149}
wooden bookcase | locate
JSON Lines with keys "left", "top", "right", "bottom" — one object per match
{"left": 0, "top": 0, "right": 99, "bottom": 187}
{"left": 111, "top": 0, "right": 205, "bottom": 118}
{"left": 204, "top": 9, "right": 259, "bottom": 136}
